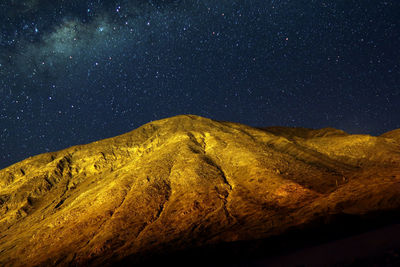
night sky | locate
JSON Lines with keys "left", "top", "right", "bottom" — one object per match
{"left": 1, "top": 0, "right": 399, "bottom": 169}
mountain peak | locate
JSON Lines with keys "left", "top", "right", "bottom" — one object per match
{"left": 1, "top": 116, "right": 399, "bottom": 266}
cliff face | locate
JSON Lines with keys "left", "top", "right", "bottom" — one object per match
{"left": 0, "top": 115, "right": 400, "bottom": 266}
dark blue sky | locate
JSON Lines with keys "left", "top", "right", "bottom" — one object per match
{"left": 1, "top": 0, "right": 399, "bottom": 169}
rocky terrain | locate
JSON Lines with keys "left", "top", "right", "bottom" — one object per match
{"left": 0, "top": 115, "right": 399, "bottom": 266}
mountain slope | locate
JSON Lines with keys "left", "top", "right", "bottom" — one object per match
{"left": 1, "top": 115, "right": 400, "bottom": 266}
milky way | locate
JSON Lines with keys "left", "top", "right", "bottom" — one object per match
{"left": 1, "top": 0, "right": 399, "bottom": 169}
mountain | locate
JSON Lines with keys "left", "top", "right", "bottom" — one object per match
{"left": 1, "top": 115, "right": 400, "bottom": 266}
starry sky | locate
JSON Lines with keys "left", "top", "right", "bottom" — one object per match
{"left": 1, "top": 0, "right": 399, "bottom": 169}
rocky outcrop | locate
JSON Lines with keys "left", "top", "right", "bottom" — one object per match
{"left": 0, "top": 115, "right": 399, "bottom": 266}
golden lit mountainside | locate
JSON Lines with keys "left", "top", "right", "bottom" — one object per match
{"left": 1, "top": 115, "right": 400, "bottom": 266}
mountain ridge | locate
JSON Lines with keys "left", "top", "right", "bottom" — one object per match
{"left": 1, "top": 115, "right": 399, "bottom": 266}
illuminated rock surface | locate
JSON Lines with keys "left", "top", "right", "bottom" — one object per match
{"left": 1, "top": 115, "right": 399, "bottom": 266}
